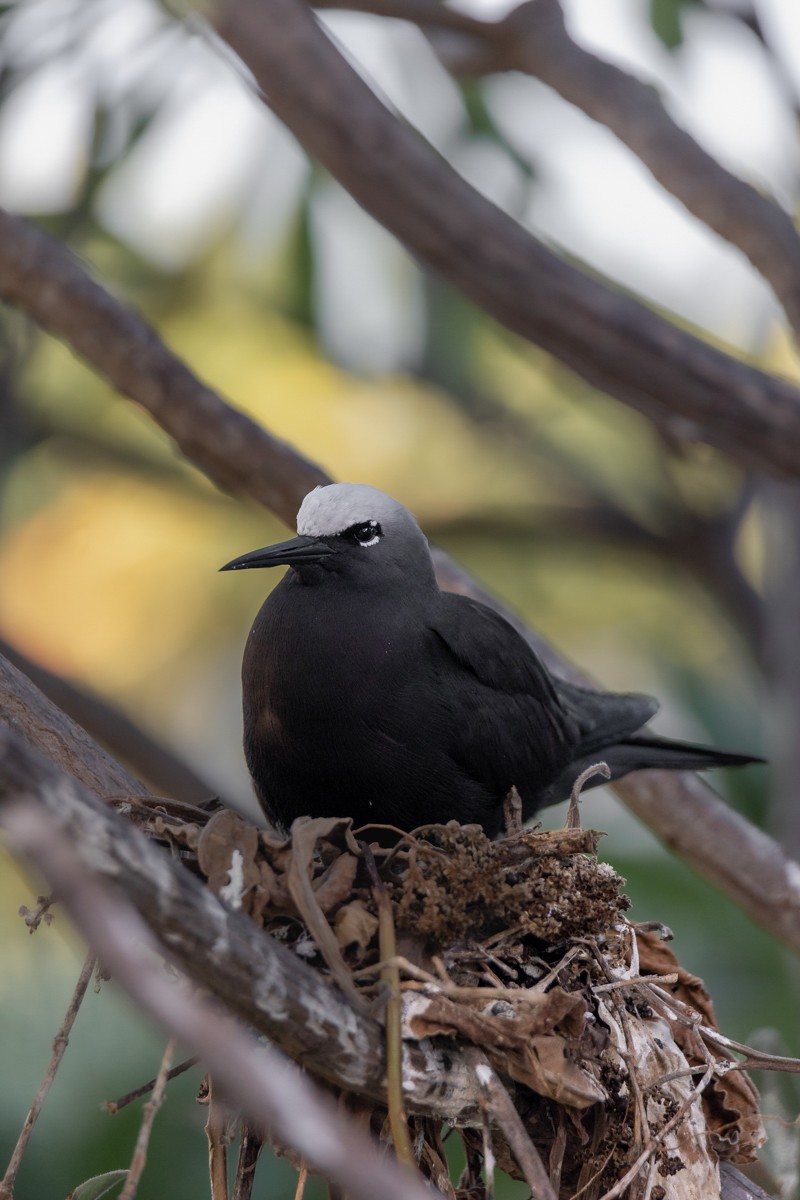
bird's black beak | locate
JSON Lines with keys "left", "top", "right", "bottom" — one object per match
{"left": 219, "top": 535, "right": 334, "bottom": 572}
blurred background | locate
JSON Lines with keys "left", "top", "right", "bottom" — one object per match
{"left": 1, "top": 0, "right": 799, "bottom": 1195}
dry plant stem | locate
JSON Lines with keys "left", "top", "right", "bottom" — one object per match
{"left": 118, "top": 1037, "right": 176, "bottom": 1200}
{"left": 206, "top": 1080, "right": 231, "bottom": 1200}
{"left": 214, "top": 0, "right": 800, "bottom": 477}
{"left": 464, "top": 1050, "right": 557, "bottom": 1200}
{"left": 0, "top": 724, "right": 483, "bottom": 1121}
{"left": 294, "top": 1166, "right": 308, "bottom": 1199}
{"left": 0, "top": 637, "right": 216, "bottom": 804}
{"left": 363, "top": 845, "right": 415, "bottom": 1168}
{"left": 0, "top": 950, "right": 96, "bottom": 1200}
{"left": 597, "top": 1057, "right": 716, "bottom": 1200}
{"left": 3, "top": 800, "right": 446, "bottom": 1200}
{"left": 105, "top": 1056, "right": 201, "bottom": 1114}
{"left": 232, "top": 1124, "right": 263, "bottom": 1200}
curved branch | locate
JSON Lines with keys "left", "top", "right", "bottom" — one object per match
{"left": 0, "top": 209, "right": 327, "bottom": 523}
{"left": 0, "top": 720, "right": 482, "bottom": 1121}
{"left": 314, "top": 0, "right": 800, "bottom": 341}
{"left": 0, "top": 638, "right": 216, "bottom": 804}
{"left": 2, "top": 800, "right": 442, "bottom": 1200}
{"left": 212, "top": 0, "right": 800, "bottom": 478}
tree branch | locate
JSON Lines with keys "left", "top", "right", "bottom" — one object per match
{"left": 0, "top": 718, "right": 482, "bottom": 1121}
{"left": 313, "top": 0, "right": 800, "bottom": 341}
{"left": 210, "top": 0, "right": 800, "bottom": 478}
{"left": 2, "top": 799, "right": 444, "bottom": 1200}
{"left": 0, "top": 208, "right": 327, "bottom": 522}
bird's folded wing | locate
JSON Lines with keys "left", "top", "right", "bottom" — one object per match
{"left": 430, "top": 594, "right": 564, "bottom": 701}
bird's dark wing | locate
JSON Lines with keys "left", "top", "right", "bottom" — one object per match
{"left": 552, "top": 678, "right": 659, "bottom": 754}
{"left": 427, "top": 594, "right": 578, "bottom": 803}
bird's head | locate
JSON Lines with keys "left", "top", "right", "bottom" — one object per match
{"left": 220, "top": 483, "right": 436, "bottom": 591}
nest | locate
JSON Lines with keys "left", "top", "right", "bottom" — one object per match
{"left": 140, "top": 800, "right": 766, "bottom": 1199}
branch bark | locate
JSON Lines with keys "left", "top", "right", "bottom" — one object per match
{"left": 211, "top": 0, "right": 800, "bottom": 478}
{"left": 313, "top": 0, "right": 800, "bottom": 341}
{"left": 2, "top": 799, "right": 444, "bottom": 1200}
{"left": 0, "top": 716, "right": 481, "bottom": 1121}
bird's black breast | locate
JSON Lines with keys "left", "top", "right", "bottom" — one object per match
{"left": 241, "top": 575, "right": 580, "bottom": 835}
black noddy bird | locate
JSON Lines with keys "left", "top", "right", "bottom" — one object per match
{"left": 221, "top": 483, "right": 760, "bottom": 837}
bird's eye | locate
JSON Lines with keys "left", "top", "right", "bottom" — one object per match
{"left": 342, "top": 521, "right": 382, "bottom": 547}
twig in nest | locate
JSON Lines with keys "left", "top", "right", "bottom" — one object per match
{"left": 293, "top": 1166, "right": 308, "bottom": 1199}
{"left": 465, "top": 1049, "right": 557, "bottom": 1200}
{"left": 118, "top": 1036, "right": 176, "bottom": 1200}
{"left": 567, "top": 762, "right": 610, "bottom": 830}
{"left": 598, "top": 1052, "right": 716, "bottom": 1200}
{"left": 0, "top": 950, "right": 96, "bottom": 1200}
{"left": 361, "top": 843, "right": 415, "bottom": 1170}
{"left": 104, "top": 1056, "right": 200, "bottom": 1113}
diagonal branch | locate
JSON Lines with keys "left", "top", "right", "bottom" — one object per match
{"left": 313, "top": 0, "right": 800, "bottom": 341}
{"left": 212, "top": 0, "right": 800, "bottom": 477}
{"left": 2, "top": 799, "right": 443, "bottom": 1200}
{"left": 0, "top": 718, "right": 482, "bottom": 1121}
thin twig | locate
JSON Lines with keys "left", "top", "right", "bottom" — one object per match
{"left": 567, "top": 762, "right": 610, "bottom": 830}
{"left": 232, "top": 1122, "right": 263, "bottom": 1200}
{"left": 362, "top": 843, "right": 416, "bottom": 1169}
{"left": 0, "top": 950, "right": 96, "bottom": 1200}
{"left": 465, "top": 1050, "right": 557, "bottom": 1200}
{"left": 293, "top": 1166, "right": 308, "bottom": 1199}
{"left": 118, "top": 1036, "right": 177, "bottom": 1200}
{"left": 104, "top": 1056, "right": 201, "bottom": 1114}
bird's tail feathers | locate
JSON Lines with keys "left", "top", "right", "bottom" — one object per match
{"left": 548, "top": 734, "right": 763, "bottom": 806}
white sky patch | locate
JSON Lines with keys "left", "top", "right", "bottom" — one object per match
{"left": 96, "top": 59, "right": 269, "bottom": 269}
{"left": 309, "top": 180, "right": 426, "bottom": 373}
{"left": 0, "top": 60, "right": 93, "bottom": 211}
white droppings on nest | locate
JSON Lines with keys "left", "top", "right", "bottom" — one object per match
{"left": 475, "top": 1063, "right": 493, "bottom": 1087}
{"left": 294, "top": 933, "right": 317, "bottom": 959}
{"left": 219, "top": 849, "right": 245, "bottom": 909}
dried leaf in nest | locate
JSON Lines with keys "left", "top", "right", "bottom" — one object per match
{"left": 392, "top": 821, "right": 627, "bottom": 943}
{"left": 636, "top": 924, "right": 766, "bottom": 1164}
{"left": 335, "top": 900, "right": 379, "bottom": 960}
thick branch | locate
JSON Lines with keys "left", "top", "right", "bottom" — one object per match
{"left": 0, "top": 721, "right": 481, "bottom": 1121}
{"left": 0, "top": 208, "right": 327, "bottom": 522}
{"left": 3, "top": 800, "right": 443, "bottom": 1200}
{"left": 212, "top": 0, "right": 800, "bottom": 477}
{"left": 314, "top": 0, "right": 800, "bottom": 341}
{"left": 0, "top": 638, "right": 216, "bottom": 804}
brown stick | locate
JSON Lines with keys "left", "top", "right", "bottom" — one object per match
{"left": 119, "top": 1037, "right": 177, "bottom": 1200}
{"left": 0, "top": 951, "right": 96, "bottom": 1200}
{"left": 0, "top": 638, "right": 216, "bottom": 804}
{"left": 3, "top": 799, "right": 446, "bottom": 1200}
{"left": 0, "top": 723, "right": 483, "bottom": 1121}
